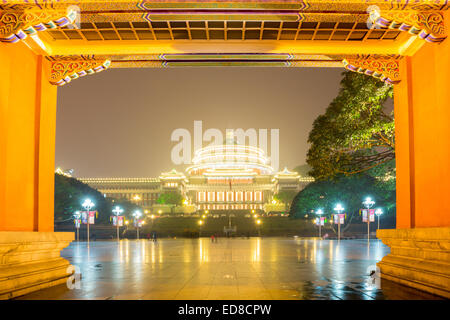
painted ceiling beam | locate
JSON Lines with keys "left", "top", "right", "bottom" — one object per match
{"left": 42, "top": 39, "right": 407, "bottom": 56}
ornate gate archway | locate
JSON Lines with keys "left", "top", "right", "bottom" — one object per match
{"left": 1, "top": 0, "right": 449, "bottom": 298}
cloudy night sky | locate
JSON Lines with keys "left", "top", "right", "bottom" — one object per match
{"left": 55, "top": 67, "right": 343, "bottom": 178}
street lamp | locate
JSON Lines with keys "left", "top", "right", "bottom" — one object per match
{"left": 198, "top": 219, "right": 203, "bottom": 237}
{"left": 133, "top": 210, "right": 142, "bottom": 240}
{"left": 82, "top": 199, "right": 95, "bottom": 245}
{"left": 363, "top": 197, "right": 375, "bottom": 209}
{"left": 112, "top": 206, "right": 124, "bottom": 241}
{"left": 363, "top": 197, "right": 375, "bottom": 242}
{"left": 375, "top": 208, "right": 383, "bottom": 231}
{"left": 256, "top": 219, "right": 262, "bottom": 237}
{"left": 73, "top": 211, "right": 81, "bottom": 242}
{"left": 316, "top": 209, "right": 324, "bottom": 238}
{"left": 333, "top": 203, "right": 344, "bottom": 241}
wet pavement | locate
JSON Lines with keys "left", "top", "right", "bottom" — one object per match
{"left": 19, "top": 238, "right": 441, "bottom": 300}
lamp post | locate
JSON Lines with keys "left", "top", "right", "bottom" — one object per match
{"left": 375, "top": 208, "right": 383, "bottom": 231}
{"left": 74, "top": 211, "right": 81, "bottom": 242}
{"left": 112, "top": 206, "right": 124, "bottom": 241}
{"left": 82, "top": 199, "right": 95, "bottom": 245}
{"left": 133, "top": 210, "right": 142, "bottom": 240}
{"left": 256, "top": 219, "right": 262, "bottom": 237}
{"left": 333, "top": 203, "right": 344, "bottom": 241}
{"left": 363, "top": 197, "right": 375, "bottom": 242}
{"left": 316, "top": 209, "right": 323, "bottom": 238}
{"left": 198, "top": 220, "right": 203, "bottom": 237}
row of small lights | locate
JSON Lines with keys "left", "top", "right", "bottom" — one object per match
{"left": 196, "top": 209, "right": 261, "bottom": 226}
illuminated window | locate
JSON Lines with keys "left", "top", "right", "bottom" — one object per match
{"left": 255, "top": 191, "right": 262, "bottom": 202}
{"left": 217, "top": 191, "right": 225, "bottom": 202}
{"left": 198, "top": 191, "right": 206, "bottom": 202}
{"left": 245, "top": 191, "right": 253, "bottom": 202}
{"left": 166, "top": 182, "right": 178, "bottom": 188}
{"left": 207, "top": 192, "right": 215, "bottom": 202}
{"left": 236, "top": 191, "right": 243, "bottom": 202}
{"left": 226, "top": 191, "right": 234, "bottom": 202}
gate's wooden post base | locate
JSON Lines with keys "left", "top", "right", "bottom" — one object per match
{"left": 0, "top": 231, "right": 74, "bottom": 299}
{"left": 377, "top": 228, "right": 450, "bottom": 298}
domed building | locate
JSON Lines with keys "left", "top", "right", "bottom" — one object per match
{"left": 186, "top": 143, "right": 276, "bottom": 211}
{"left": 78, "top": 142, "right": 313, "bottom": 214}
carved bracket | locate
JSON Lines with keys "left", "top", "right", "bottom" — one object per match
{"left": 48, "top": 59, "right": 111, "bottom": 86}
{"left": 370, "top": 9, "right": 446, "bottom": 43}
{"left": 342, "top": 56, "right": 401, "bottom": 85}
{"left": 0, "top": 7, "right": 76, "bottom": 43}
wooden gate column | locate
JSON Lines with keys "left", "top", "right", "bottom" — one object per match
{"left": 0, "top": 42, "right": 74, "bottom": 299}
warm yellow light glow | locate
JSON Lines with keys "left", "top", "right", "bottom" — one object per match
{"left": 125, "top": 220, "right": 129, "bottom": 225}
{"left": 158, "top": 210, "right": 162, "bottom": 214}
{"left": 44, "top": 39, "right": 409, "bottom": 59}
{"left": 198, "top": 220, "right": 203, "bottom": 226}
{"left": 141, "top": 221, "right": 146, "bottom": 225}
{"left": 251, "top": 209, "right": 255, "bottom": 213}
{"left": 256, "top": 219, "right": 261, "bottom": 225}
{"left": 151, "top": 214, "right": 155, "bottom": 219}
{"left": 144, "top": 210, "right": 149, "bottom": 214}
{"left": 202, "top": 215, "right": 206, "bottom": 219}
{"left": 205, "top": 210, "right": 209, "bottom": 214}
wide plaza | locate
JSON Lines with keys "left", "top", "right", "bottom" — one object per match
{"left": 19, "top": 238, "right": 439, "bottom": 300}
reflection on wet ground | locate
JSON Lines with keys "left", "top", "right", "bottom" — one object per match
{"left": 19, "top": 238, "right": 441, "bottom": 300}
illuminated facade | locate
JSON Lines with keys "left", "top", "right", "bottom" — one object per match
{"left": 79, "top": 143, "right": 313, "bottom": 213}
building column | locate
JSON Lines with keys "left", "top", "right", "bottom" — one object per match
{"left": 0, "top": 42, "right": 74, "bottom": 299}
{"left": 377, "top": 10, "right": 450, "bottom": 298}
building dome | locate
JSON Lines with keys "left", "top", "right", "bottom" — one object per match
{"left": 186, "top": 143, "right": 273, "bottom": 176}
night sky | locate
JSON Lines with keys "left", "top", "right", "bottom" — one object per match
{"left": 55, "top": 67, "right": 343, "bottom": 178}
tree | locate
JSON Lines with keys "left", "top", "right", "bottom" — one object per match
{"left": 307, "top": 71, "right": 394, "bottom": 180}
{"left": 157, "top": 191, "right": 184, "bottom": 214}
{"left": 273, "top": 190, "right": 298, "bottom": 211}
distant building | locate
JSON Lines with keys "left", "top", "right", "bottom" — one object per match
{"left": 78, "top": 142, "right": 313, "bottom": 214}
